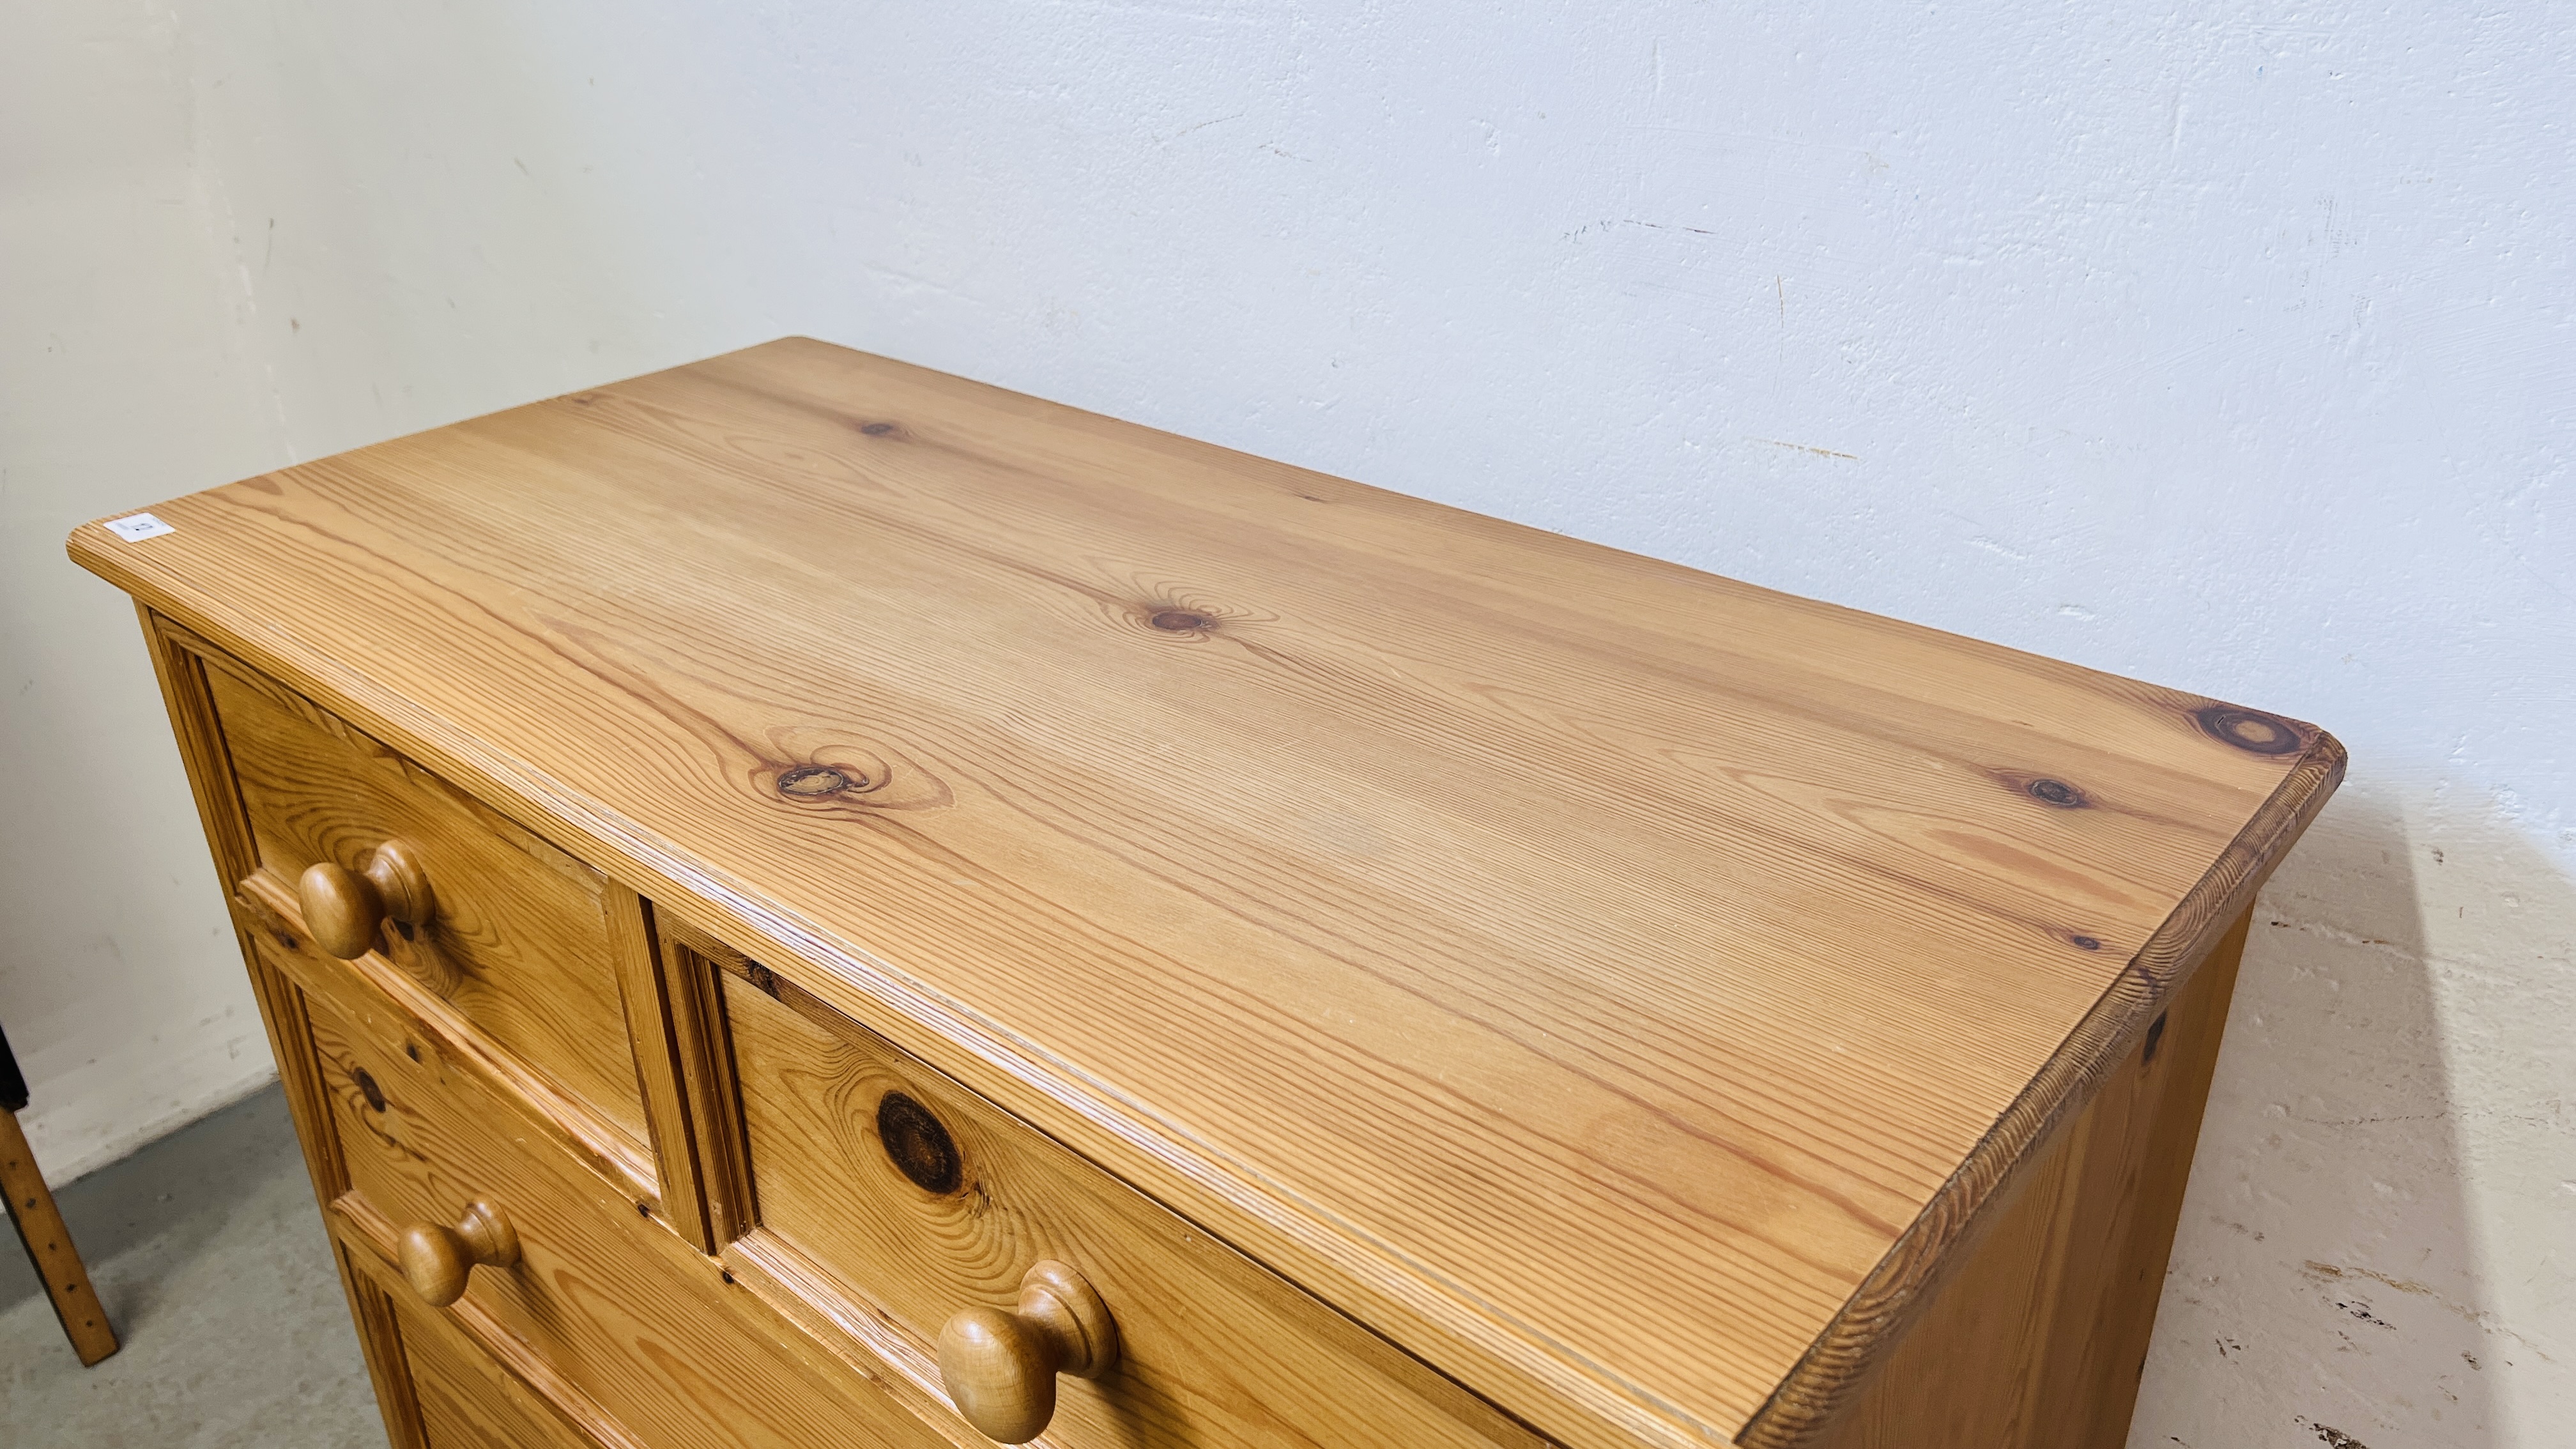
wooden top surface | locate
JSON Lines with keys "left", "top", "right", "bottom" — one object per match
{"left": 73, "top": 339, "right": 2342, "bottom": 1448}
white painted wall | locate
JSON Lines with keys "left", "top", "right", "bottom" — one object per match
{"left": 3, "top": 3, "right": 2566, "bottom": 1443}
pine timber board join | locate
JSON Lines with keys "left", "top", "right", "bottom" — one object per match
{"left": 70, "top": 338, "right": 2342, "bottom": 1448}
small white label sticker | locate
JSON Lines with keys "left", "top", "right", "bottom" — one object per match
{"left": 106, "top": 512, "right": 177, "bottom": 542}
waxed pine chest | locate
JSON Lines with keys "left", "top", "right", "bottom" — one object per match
{"left": 73, "top": 339, "right": 2340, "bottom": 1448}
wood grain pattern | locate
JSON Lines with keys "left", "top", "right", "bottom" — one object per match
{"left": 1738, "top": 749, "right": 2336, "bottom": 1446}
{"left": 164, "top": 613, "right": 664, "bottom": 1211}
{"left": 345, "top": 1222, "right": 643, "bottom": 1449}
{"left": 714, "top": 1234, "right": 985, "bottom": 1449}
{"left": 655, "top": 925, "right": 758, "bottom": 1248}
{"left": 341, "top": 1258, "right": 437, "bottom": 1449}
{"left": 202, "top": 654, "right": 653, "bottom": 1156}
{"left": 279, "top": 933, "right": 958, "bottom": 1449}
{"left": 719, "top": 949, "right": 1544, "bottom": 1449}
{"left": 77, "top": 341, "right": 2343, "bottom": 1446}
{"left": 395, "top": 1278, "right": 602, "bottom": 1449}
{"left": 610, "top": 894, "right": 714, "bottom": 1251}
{"left": 233, "top": 865, "right": 659, "bottom": 1206}
{"left": 1803, "top": 907, "right": 2250, "bottom": 1446}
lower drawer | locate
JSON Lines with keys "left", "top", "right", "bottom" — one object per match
{"left": 408, "top": 1313, "right": 591, "bottom": 1449}
{"left": 351, "top": 1253, "right": 596, "bottom": 1449}
{"left": 259, "top": 931, "right": 958, "bottom": 1449}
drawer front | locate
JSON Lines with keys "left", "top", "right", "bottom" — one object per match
{"left": 379, "top": 1269, "right": 599, "bottom": 1449}
{"left": 264, "top": 932, "right": 958, "bottom": 1449}
{"left": 711, "top": 951, "right": 1538, "bottom": 1449}
{"left": 410, "top": 1331, "right": 591, "bottom": 1449}
{"left": 206, "top": 659, "right": 651, "bottom": 1155}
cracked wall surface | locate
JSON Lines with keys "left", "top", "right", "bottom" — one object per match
{"left": 3, "top": 3, "right": 2568, "bottom": 1442}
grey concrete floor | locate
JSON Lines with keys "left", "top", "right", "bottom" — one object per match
{"left": 1, "top": 1085, "right": 381, "bottom": 1446}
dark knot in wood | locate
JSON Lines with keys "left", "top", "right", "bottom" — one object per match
{"left": 776, "top": 765, "right": 859, "bottom": 799}
{"left": 2027, "top": 778, "right": 2086, "bottom": 808}
{"left": 2193, "top": 705, "right": 2304, "bottom": 756}
{"left": 859, "top": 421, "right": 898, "bottom": 436}
{"left": 352, "top": 1066, "right": 387, "bottom": 1113}
{"left": 877, "top": 1091, "right": 963, "bottom": 1195}
{"left": 1149, "top": 609, "right": 1213, "bottom": 632}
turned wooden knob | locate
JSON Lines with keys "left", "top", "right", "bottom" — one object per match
{"left": 936, "top": 1261, "right": 1118, "bottom": 1443}
{"left": 397, "top": 1199, "right": 519, "bottom": 1308}
{"left": 296, "top": 841, "right": 434, "bottom": 959}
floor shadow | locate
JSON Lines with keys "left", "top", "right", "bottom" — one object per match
{"left": 0, "top": 1080, "right": 378, "bottom": 1446}
{"left": 2130, "top": 781, "right": 2573, "bottom": 1447}
{"left": 0, "top": 1083, "right": 302, "bottom": 1323}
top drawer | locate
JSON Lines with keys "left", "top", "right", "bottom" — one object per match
{"left": 202, "top": 659, "right": 652, "bottom": 1158}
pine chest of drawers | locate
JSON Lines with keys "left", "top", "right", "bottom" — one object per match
{"left": 72, "top": 339, "right": 2341, "bottom": 1449}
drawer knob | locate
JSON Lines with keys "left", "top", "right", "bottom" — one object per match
{"left": 397, "top": 1199, "right": 520, "bottom": 1308}
{"left": 937, "top": 1261, "right": 1119, "bottom": 1443}
{"left": 298, "top": 841, "right": 435, "bottom": 959}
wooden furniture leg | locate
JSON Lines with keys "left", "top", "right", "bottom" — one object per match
{"left": 0, "top": 1021, "right": 119, "bottom": 1366}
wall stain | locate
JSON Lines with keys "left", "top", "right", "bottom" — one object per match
{"left": 1751, "top": 437, "right": 1860, "bottom": 461}
{"left": 2302, "top": 1261, "right": 2557, "bottom": 1362}
{"left": 1625, "top": 217, "right": 1720, "bottom": 237}
{"left": 2334, "top": 1298, "right": 2396, "bottom": 1330}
